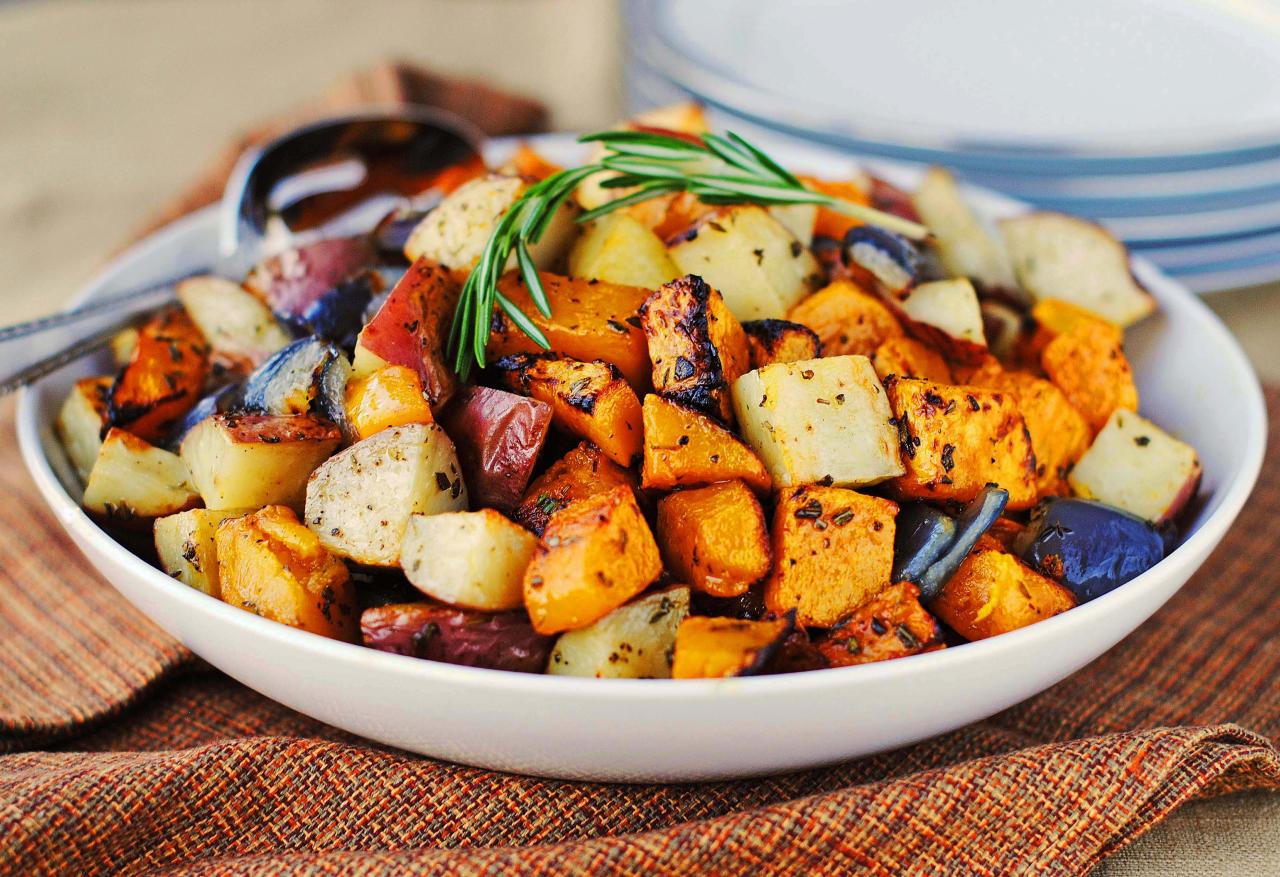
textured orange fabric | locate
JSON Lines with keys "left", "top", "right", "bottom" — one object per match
{"left": 2, "top": 66, "right": 1278, "bottom": 876}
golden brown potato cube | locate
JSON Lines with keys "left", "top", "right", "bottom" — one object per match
{"left": 513, "top": 441, "right": 639, "bottom": 536}
{"left": 932, "top": 546, "right": 1076, "bottom": 641}
{"left": 154, "top": 507, "right": 254, "bottom": 597}
{"left": 742, "top": 319, "right": 823, "bottom": 368}
{"left": 657, "top": 480, "right": 771, "bottom": 598}
{"left": 815, "top": 581, "right": 944, "bottom": 666}
{"left": 787, "top": 279, "right": 902, "bottom": 357}
{"left": 640, "top": 274, "right": 750, "bottom": 423}
{"left": 872, "top": 335, "right": 953, "bottom": 383}
{"left": 884, "top": 377, "right": 1037, "bottom": 509}
{"left": 671, "top": 615, "right": 793, "bottom": 679}
{"left": 965, "top": 365, "right": 1091, "bottom": 496}
{"left": 82, "top": 428, "right": 200, "bottom": 524}
{"left": 1039, "top": 315, "right": 1139, "bottom": 434}
{"left": 490, "top": 271, "right": 651, "bottom": 388}
{"left": 56, "top": 376, "right": 113, "bottom": 484}
{"left": 215, "top": 505, "right": 358, "bottom": 641}
{"left": 766, "top": 486, "right": 897, "bottom": 627}
{"left": 522, "top": 486, "right": 662, "bottom": 635}
{"left": 493, "top": 353, "right": 644, "bottom": 467}
{"left": 641, "top": 394, "right": 771, "bottom": 492}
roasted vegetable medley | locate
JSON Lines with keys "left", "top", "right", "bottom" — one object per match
{"left": 58, "top": 105, "right": 1202, "bottom": 679}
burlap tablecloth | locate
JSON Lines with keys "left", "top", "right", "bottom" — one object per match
{"left": 2, "top": 65, "right": 1277, "bottom": 876}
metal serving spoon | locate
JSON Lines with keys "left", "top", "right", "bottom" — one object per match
{"left": 0, "top": 107, "right": 483, "bottom": 394}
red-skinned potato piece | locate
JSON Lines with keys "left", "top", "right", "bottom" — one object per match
{"left": 437, "top": 386, "right": 553, "bottom": 513}
{"left": 243, "top": 236, "right": 376, "bottom": 319}
{"left": 352, "top": 258, "right": 462, "bottom": 410}
{"left": 360, "top": 602, "right": 554, "bottom": 673}
{"left": 108, "top": 308, "right": 209, "bottom": 443}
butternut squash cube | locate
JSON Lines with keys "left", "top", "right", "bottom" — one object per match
{"left": 671, "top": 615, "right": 793, "bottom": 679}
{"left": 657, "top": 480, "right": 771, "bottom": 598}
{"left": 641, "top": 395, "right": 770, "bottom": 492}
{"left": 931, "top": 545, "right": 1076, "bottom": 641}
{"left": 787, "top": 279, "right": 902, "bottom": 357}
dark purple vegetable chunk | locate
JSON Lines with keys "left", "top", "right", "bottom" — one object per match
{"left": 239, "top": 336, "right": 344, "bottom": 416}
{"left": 843, "top": 226, "right": 922, "bottom": 295}
{"left": 371, "top": 205, "right": 434, "bottom": 261}
{"left": 917, "top": 486, "right": 1008, "bottom": 600}
{"left": 291, "top": 270, "right": 382, "bottom": 350}
{"left": 360, "top": 603, "right": 554, "bottom": 673}
{"left": 892, "top": 504, "right": 958, "bottom": 585}
{"left": 1014, "top": 498, "right": 1166, "bottom": 603}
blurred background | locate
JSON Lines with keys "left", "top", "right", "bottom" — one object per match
{"left": 1, "top": 0, "right": 1276, "bottom": 871}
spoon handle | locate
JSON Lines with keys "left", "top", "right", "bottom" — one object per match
{"left": 0, "top": 274, "right": 200, "bottom": 395}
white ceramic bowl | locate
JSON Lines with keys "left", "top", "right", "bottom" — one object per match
{"left": 17, "top": 138, "right": 1266, "bottom": 781}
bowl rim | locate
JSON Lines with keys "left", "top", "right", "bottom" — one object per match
{"left": 16, "top": 137, "right": 1268, "bottom": 702}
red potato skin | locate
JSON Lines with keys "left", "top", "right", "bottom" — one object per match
{"left": 360, "top": 602, "right": 554, "bottom": 674}
{"left": 437, "top": 386, "right": 553, "bottom": 513}
{"left": 244, "top": 237, "right": 377, "bottom": 319}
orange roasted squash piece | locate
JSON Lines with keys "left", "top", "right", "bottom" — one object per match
{"left": 108, "top": 308, "right": 209, "bottom": 443}
{"left": 931, "top": 541, "right": 1076, "bottom": 641}
{"left": 1037, "top": 306, "right": 1139, "bottom": 434}
{"left": 742, "top": 319, "right": 823, "bottom": 368}
{"left": 513, "top": 441, "right": 639, "bottom": 536}
{"left": 766, "top": 485, "right": 897, "bottom": 627}
{"left": 640, "top": 274, "right": 750, "bottom": 423}
{"left": 215, "top": 505, "right": 358, "bottom": 641}
{"left": 522, "top": 486, "right": 662, "bottom": 634}
{"left": 671, "top": 615, "right": 794, "bottom": 679}
{"left": 344, "top": 365, "right": 434, "bottom": 440}
{"left": 799, "top": 175, "right": 872, "bottom": 241}
{"left": 503, "top": 143, "right": 562, "bottom": 181}
{"left": 872, "top": 335, "right": 953, "bottom": 383}
{"left": 814, "top": 582, "right": 944, "bottom": 666}
{"left": 656, "top": 480, "right": 771, "bottom": 598}
{"left": 641, "top": 394, "right": 770, "bottom": 492}
{"left": 787, "top": 279, "right": 902, "bottom": 357}
{"left": 494, "top": 353, "right": 643, "bottom": 467}
{"left": 884, "top": 376, "right": 1038, "bottom": 509}
{"left": 490, "top": 271, "right": 651, "bottom": 388}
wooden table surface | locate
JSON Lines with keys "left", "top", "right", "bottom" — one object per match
{"left": 2, "top": 1, "right": 1276, "bottom": 872}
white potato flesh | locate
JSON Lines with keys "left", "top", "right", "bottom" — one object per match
{"left": 404, "top": 174, "right": 577, "bottom": 271}
{"left": 899, "top": 278, "right": 988, "bottom": 347}
{"left": 568, "top": 213, "right": 681, "bottom": 290}
{"left": 1000, "top": 212, "right": 1155, "bottom": 327}
{"left": 912, "top": 166, "right": 1018, "bottom": 293}
{"left": 731, "top": 355, "right": 904, "bottom": 488}
{"left": 1069, "top": 409, "right": 1201, "bottom": 523}
{"left": 176, "top": 275, "right": 290, "bottom": 369}
{"left": 304, "top": 423, "right": 468, "bottom": 566}
{"left": 401, "top": 509, "right": 536, "bottom": 610}
{"left": 768, "top": 203, "right": 818, "bottom": 248}
{"left": 110, "top": 328, "right": 138, "bottom": 367}
{"left": 154, "top": 507, "right": 253, "bottom": 597}
{"left": 668, "top": 206, "right": 819, "bottom": 320}
{"left": 56, "top": 376, "right": 112, "bottom": 484}
{"left": 83, "top": 428, "right": 199, "bottom": 522}
{"left": 547, "top": 587, "right": 691, "bottom": 678}
{"left": 181, "top": 415, "right": 340, "bottom": 511}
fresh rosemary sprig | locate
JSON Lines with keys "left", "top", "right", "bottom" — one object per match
{"left": 448, "top": 129, "right": 929, "bottom": 379}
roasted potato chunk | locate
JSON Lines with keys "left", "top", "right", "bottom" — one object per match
{"left": 513, "top": 441, "right": 639, "bottom": 536}
{"left": 815, "top": 582, "right": 944, "bottom": 666}
{"left": 1069, "top": 409, "right": 1201, "bottom": 523}
{"left": 884, "top": 377, "right": 1037, "bottom": 509}
{"left": 766, "top": 485, "right": 897, "bottom": 627}
{"left": 175, "top": 275, "right": 290, "bottom": 373}
{"left": 361, "top": 602, "right": 553, "bottom": 673}
{"left": 547, "top": 587, "right": 691, "bottom": 678}
{"left": 897, "top": 278, "right": 988, "bottom": 364}
{"left": 436, "top": 386, "right": 552, "bottom": 513}
{"left": 657, "top": 480, "right": 771, "bottom": 598}
{"left": 641, "top": 394, "right": 771, "bottom": 492}
{"left": 640, "top": 274, "right": 750, "bottom": 423}
{"left": 83, "top": 428, "right": 199, "bottom": 524}
{"left": 350, "top": 258, "right": 462, "bottom": 410}
{"left": 911, "top": 166, "right": 1018, "bottom": 294}
{"left": 215, "top": 505, "right": 357, "bottom": 641}
{"left": 786, "top": 279, "right": 902, "bottom": 357}
{"left": 344, "top": 365, "right": 435, "bottom": 441}
{"left": 1039, "top": 312, "right": 1139, "bottom": 434}
{"left": 490, "top": 271, "right": 651, "bottom": 388}
{"left": 568, "top": 212, "right": 681, "bottom": 290}
{"left": 181, "top": 414, "right": 341, "bottom": 511}
{"left": 304, "top": 423, "right": 468, "bottom": 566}
{"left": 872, "top": 335, "right": 953, "bottom": 383}
{"left": 742, "top": 319, "right": 822, "bottom": 368}
{"left": 668, "top": 206, "right": 820, "bottom": 320}
{"left": 671, "top": 615, "right": 793, "bottom": 679}
{"left": 154, "top": 507, "right": 254, "bottom": 597}
{"left": 493, "top": 353, "right": 643, "bottom": 467}
{"left": 932, "top": 544, "right": 1076, "bottom": 641}
{"left": 731, "top": 355, "right": 904, "bottom": 489}
{"left": 108, "top": 308, "right": 209, "bottom": 443}
{"left": 401, "top": 510, "right": 537, "bottom": 611}
{"left": 56, "top": 376, "right": 112, "bottom": 483}
{"left": 522, "top": 486, "right": 662, "bottom": 635}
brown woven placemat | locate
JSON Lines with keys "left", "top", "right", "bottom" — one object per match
{"left": 1, "top": 64, "right": 1277, "bottom": 877}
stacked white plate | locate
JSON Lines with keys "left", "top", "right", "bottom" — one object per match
{"left": 624, "top": 0, "right": 1280, "bottom": 293}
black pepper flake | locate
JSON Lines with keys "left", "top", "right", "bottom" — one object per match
{"left": 752, "top": 247, "right": 765, "bottom": 265}
{"left": 870, "top": 617, "right": 888, "bottom": 636}
{"left": 794, "top": 499, "right": 824, "bottom": 519}
{"left": 606, "top": 319, "right": 628, "bottom": 333}
{"left": 678, "top": 434, "right": 690, "bottom": 446}
{"left": 435, "top": 472, "right": 451, "bottom": 491}
{"left": 966, "top": 394, "right": 981, "bottom": 411}
{"left": 1134, "top": 435, "right": 1151, "bottom": 447}
{"left": 790, "top": 241, "right": 803, "bottom": 258}
{"left": 941, "top": 443, "right": 956, "bottom": 472}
